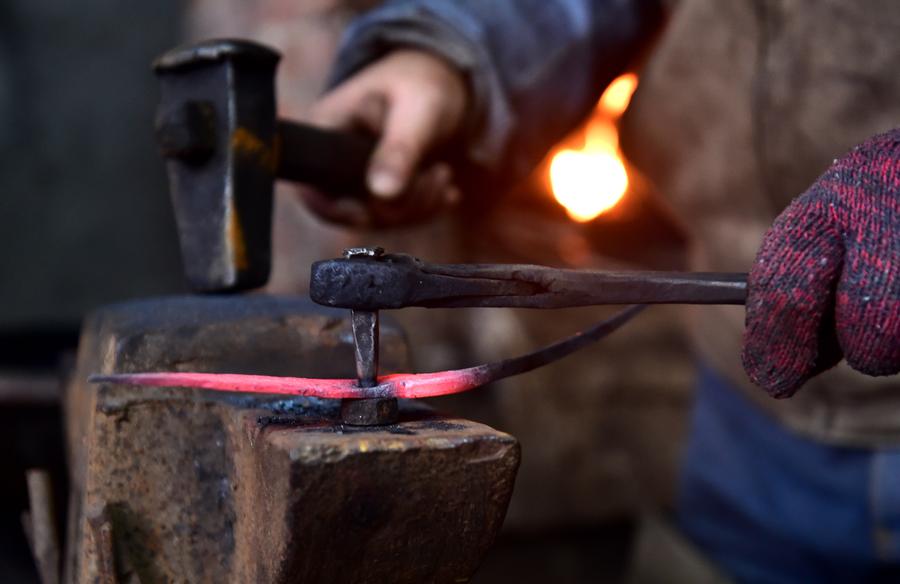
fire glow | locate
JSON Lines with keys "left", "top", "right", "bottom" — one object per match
{"left": 549, "top": 73, "right": 638, "bottom": 222}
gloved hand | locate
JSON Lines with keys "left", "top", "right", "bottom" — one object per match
{"left": 299, "top": 49, "right": 468, "bottom": 227}
{"left": 743, "top": 128, "right": 900, "bottom": 397}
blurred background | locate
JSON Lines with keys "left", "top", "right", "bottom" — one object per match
{"left": 0, "top": 1, "right": 702, "bottom": 581}
{"left": 1, "top": 1, "right": 183, "bottom": 580}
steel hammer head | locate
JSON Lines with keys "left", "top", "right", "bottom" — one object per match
{"left": 154, "top": 39, "right": 280, "bottom": 293}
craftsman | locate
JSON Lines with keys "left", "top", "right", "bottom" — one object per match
{"left": 300, "top": 1, "right": 900, "bottom": 581}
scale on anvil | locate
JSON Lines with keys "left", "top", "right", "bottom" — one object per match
{"left": 91, "top": 38, "right": 748, "bottom": 426}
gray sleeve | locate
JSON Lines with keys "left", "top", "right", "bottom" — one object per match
{"left": 329, "top": 0, "right": 664, "bottom": 181}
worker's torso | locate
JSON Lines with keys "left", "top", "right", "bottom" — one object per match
{"left": 621, "top": 0, "right": 900, "bottom": 445}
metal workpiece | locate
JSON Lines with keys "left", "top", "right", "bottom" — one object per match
{"left": 340, "top": 397, "right": 400, "bottom": 426}
{"left": 344, "top": 308, "right": 398, "bottom": 425}
{"left": 342, "top": 246, "right": 398, "bottom": 425}
{"left": 350, "top": 309, "right": 379, "bottom": 387}
{"left": 310, "top": 254, "right": 748, "bottom": 311}
{"left": 92, "top": 305, "right": 646, "bottom": 401}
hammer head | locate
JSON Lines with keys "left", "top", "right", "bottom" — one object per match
{"left": 154, "top": 39, "right": 280, "bottom": 293}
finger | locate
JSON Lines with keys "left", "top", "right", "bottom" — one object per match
{"left": 295, "top": 185, "right": 371, "bottom": 228}
{"left": 415, "top": 163, "right": 453, "bottom": 201}
{"left": 313, "top": 91, "right": 387, "bottom": 135}
{"left": 408, "top": 163, "right": 451, "bottom": 213}
{"left": 367, "top": 90, "right": 445, "bottom": 199}
{"left": 309, "top": 80, "right": 387, "bottom": 132}
{"left": 309, "top": 84, "right": 361, "bottom": 129}
{"left": 367, "top": 163, "right": 455, "bottom": 227}
{"left": 402, "top": 163, "right": 456, "bottom": 219}
{"left": 742, "top": 198, "right": 844, "bottom": 397}
{"left": 836, "top": 219, "right": 900, "bottom": 375}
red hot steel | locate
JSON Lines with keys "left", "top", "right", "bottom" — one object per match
{"left": 89, "top": 305, "right": 643, "bottom": 399}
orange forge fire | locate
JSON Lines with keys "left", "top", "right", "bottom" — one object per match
{"left": 549, "top": 73, "right": 638, "bottom": 222}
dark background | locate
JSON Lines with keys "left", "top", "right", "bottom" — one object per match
{"left": 0, "top": 1, "right": 184, "bottom": 580}
{"left": 0, "top": 0, "right": 185, "bottom": 332}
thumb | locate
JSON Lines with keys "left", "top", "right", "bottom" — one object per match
{"left": 367, "top": 92, "right": 445, "bottom": 199}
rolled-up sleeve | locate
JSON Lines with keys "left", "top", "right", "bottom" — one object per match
{"left": 329, "top": 0, "right": 663, "bottom": 182}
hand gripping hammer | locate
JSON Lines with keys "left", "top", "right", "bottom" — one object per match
{"left": 153, "top": 38, "right": 375, "bottom": 293}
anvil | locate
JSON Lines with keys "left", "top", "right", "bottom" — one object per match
{"left": 92, "top": 248, "right": 747, "bottom": 425}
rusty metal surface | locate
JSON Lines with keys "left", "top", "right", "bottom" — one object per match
{"left": 65, "top": 295, "right": 517, "bottom": 583}
{"left": 154, "top": 39, "right": 374, "bottom": 293}
{"left": 233, "top": 408, "right": 519, "bottom": 583}
{"left": 154, "top": 39, "right": 279, "bottom": 292}
{"left": 310, "top": 253, "right": 748, "bottom": 310}
{"left": 85, "top": 507, "right": 116, "bottom": 584}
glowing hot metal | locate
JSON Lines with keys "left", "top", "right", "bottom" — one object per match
{"left": 90, "top": 306, "right": 645, "bottom": 400}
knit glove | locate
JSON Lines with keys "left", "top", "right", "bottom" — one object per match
{"left": 743, "top": 128, "right": 900, "bottom": 398}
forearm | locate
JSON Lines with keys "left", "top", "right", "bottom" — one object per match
{"left": 330, "top": 0, "right": 665, "bottom": 181}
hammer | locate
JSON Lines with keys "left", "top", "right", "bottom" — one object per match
{"left": 154, "top": 39, "right": 399, "bottom": 424}
{"left": 153, "top": 38, "right": 375, "bottom": 293}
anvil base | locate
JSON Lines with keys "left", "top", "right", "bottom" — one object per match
{"left": 64, "top": 296, "right": 519, "bottom": 583}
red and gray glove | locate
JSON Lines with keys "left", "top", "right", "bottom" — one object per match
{"left": 743, "top": 128, "right": 900, "bottom": 398}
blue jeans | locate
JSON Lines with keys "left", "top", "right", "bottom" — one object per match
{"left": 678, "top": 366, "right": 900, "bottom": 583}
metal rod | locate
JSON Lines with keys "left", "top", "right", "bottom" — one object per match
{"left": 350, "top": 309, "right": 378, "bottom": 387}
{"left": 342, "top": 308, "right": 398, "bottom": 425}
{"left": 339, "top": 246, "right": 397, "bottom": 425}
{"left": 89, "top": 305, "right": 645, "bottom": 400}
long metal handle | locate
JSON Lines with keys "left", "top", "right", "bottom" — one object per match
{"left": 438, "top": 269, "right": 749, "bottom": 308}
{"left": 310, "top": 255, "right": 748, "bottom": 310}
